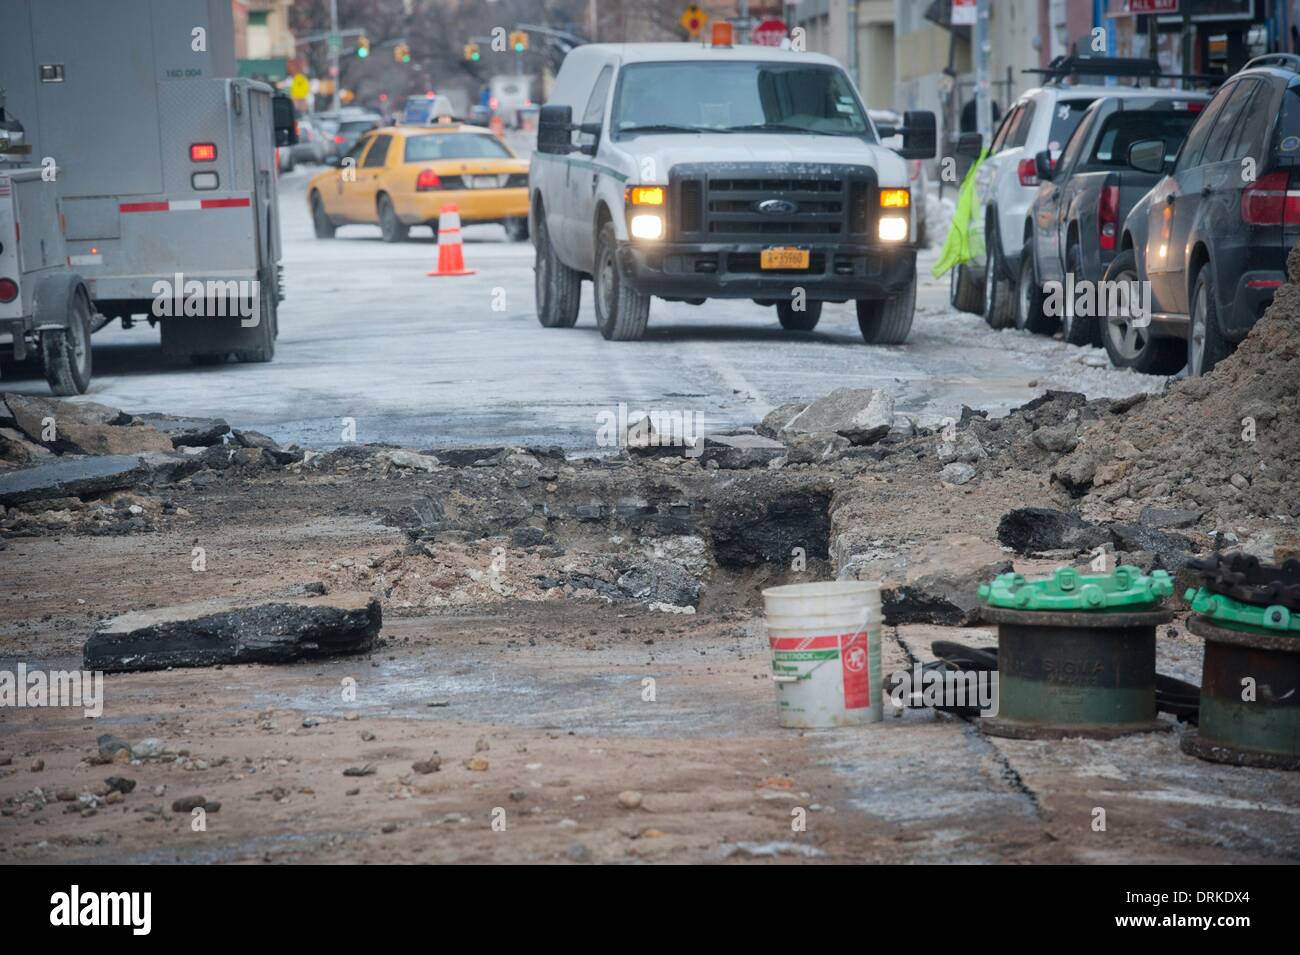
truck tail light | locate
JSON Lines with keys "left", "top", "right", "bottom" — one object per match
{"left": 416, "top": 169, "right": 442, "bottom": 191}
{"left": 0, "top": 278, "right": 17, "bottom": 303}
{"left": 1017, "top": 158, "right": 1039, "bottom": 187}
{"left": 1241, "top": 170, "right": 1300, "bottom": 226}
{"left": 1098, "top": 184, "right": 1120, "bottom": 251}
{"left": 190, "top": 143, "right": 217, "bottom": 162}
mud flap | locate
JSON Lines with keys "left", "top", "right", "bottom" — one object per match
{"left": 160, "top": 315, "right": 266, "bottom": 359}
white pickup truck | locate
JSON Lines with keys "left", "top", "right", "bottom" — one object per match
{"left": 528, "top": 42, "right": 935, "bottom": 342}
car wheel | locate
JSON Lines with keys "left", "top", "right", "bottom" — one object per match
{"left": 533, "top": 209, "right": 580, "bottom": 328}
{"left": 378, "top": 194, "right": 409, "bottom": 243}
{"left": 982, "top": 222, "right": 1016, "bottom": 329}
{"left": 41, "top": 284, "right": 93, "bottom": 396}
{"left": 856, "top": 273, "right": 916, "bottom": 344}
{"left": 777, "top": 300, "right": 821, "bottom": 331}
{"left": 1015, "top": 247, "right": 1056, "bottom": 334}
{"left": 950, "top": 262, "right": 983, "bottom": 314}
{"left": 594, "top": 221, "right": 650, "bottom": 341}
{"left": 1061, "top": 241, "right": 1101, "bottom": 346}
{"left": 1100, "top": 249, "right": 1182, "bottom": 375}
{"left": 311, "top": 192, "right": 336, "bottom": 239}
{"left": 503, "top": 217, "right": 529, "bottom": 242}
{"left": 1188, "top": 267, "right": 1232, "bottom": 377}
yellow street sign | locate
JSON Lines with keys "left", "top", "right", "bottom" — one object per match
{"left": 680, "top": 4, "right": 709, "bottom": 37}
{"left": 289, "top": 73, "right": 310, "bottom": 100}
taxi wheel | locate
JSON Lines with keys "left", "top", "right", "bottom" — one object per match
{"left": 503, "top": 217, "right": 529, "bottom": 242}
{"left": 378, "top": 194, "right": 409, "bottom": 243}
{"left": 311, "top": 192, "right": 335, "bottom": 239}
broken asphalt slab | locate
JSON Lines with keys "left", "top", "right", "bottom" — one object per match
{"left": 83, "top": 594, "right": 382, "bottom": 672}
{"left": 4, "top": 394, "right": 174, "bottom": 456}
{"left": 0, "top": 455, "right": 154, "bottom": 507}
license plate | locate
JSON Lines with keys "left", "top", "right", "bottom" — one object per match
{"left": 468, "top": 175, "right": 501, "bottom": 189}
{"left": 760, "top": 247, "right": 810, "bottom": 270}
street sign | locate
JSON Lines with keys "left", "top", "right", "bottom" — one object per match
{"left": 680, "top": 4, "right": 709, "bottom": 38}
{"left": 289, "top": 73, "right": 310, "bottom": 101}
{"left": 327, "top": 32, "right": 341, "bottom": 56}
{"left": 751, "top": 18, "right": 787, "bottom": 46}
{"left": 952, "top": 0, "right": 976, "bottom": 26}
{"left": 1128, "top": 0, "right": 1178, "bottom": 12}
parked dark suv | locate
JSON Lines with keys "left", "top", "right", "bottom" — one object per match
{"left": 1109, "top": 54, "right": 1300, "bottom": 375}
{"left": 1020, "top": 91, "right": 1208, "bottom": 346}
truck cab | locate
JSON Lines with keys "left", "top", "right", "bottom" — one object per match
{"left": 528, "top": 43, "right": 935, "bottom": 343}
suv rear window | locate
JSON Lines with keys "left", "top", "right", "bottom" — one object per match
{"left": 1275, "top": 85, "right": 1300, "bottom": 162}
{"left": 403, "top": 134, "right": 512, "bottom": 162}
{"left": 1088, "top": 110, "right": 1199, "bottom": 167}
{"left": 1047, "top": 99, "right": 1095, "bottom": 155}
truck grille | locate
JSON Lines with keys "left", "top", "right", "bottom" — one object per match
{"left": 670, "top": 164, "right": 875, "bottom": 241}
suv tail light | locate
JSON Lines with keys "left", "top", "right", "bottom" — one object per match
{"left": 1098, "top": 184, "right": 1120, "bottom": 252}
{"left": 1017, "top": 157, "right": 1039, "bottom": 187}
{"left": 0, "top": 278, "right": 17, "bottom": 303}
{"left": 1241, "top": 169, "right": 1300, "bottom": 226}
{"left": 416, "top": 169, "right": 442, "bottom": 191}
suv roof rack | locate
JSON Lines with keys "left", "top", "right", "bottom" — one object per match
{"left": 1242, "top": 53, "right": 1300, "bottom": 72}
{"left": 1024, "top": 55, "right": 1162, "bottom": 84}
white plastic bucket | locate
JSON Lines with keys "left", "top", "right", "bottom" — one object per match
{"left": 761, "top": 581, "right": 883, "bottom": 728}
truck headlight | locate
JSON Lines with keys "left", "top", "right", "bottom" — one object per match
{"left": 630, "top": 213, "right": 664, "bottom": 240}
{"left": 878, "top": 215, "right": 908, "bottom": 242}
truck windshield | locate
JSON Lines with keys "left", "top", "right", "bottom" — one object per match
{"left": 404, "top": 134, "right": 512, "bottom": 162}
{"left": 612, "top": 62, "right": 872, "bottom": 138}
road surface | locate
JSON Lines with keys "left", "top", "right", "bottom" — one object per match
{"left": 2, "top": 164, "right": 1164, "bottom": 450}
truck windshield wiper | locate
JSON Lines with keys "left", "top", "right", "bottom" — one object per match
{"left": 726, "top": 123, "right": 860, "bottom": 136}
{"left": 617, "top": 124, "right": 726, "bottom": 135}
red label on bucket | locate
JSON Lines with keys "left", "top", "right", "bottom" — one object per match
{"left": 840, "top": 631, "right": 870, "bottom": 709}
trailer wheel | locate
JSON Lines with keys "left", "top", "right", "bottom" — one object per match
{"left": 37, "top": 277, "right": 93, "bottom": 396}
{"left": 234, "top": 280, "right": 276, "bottom": 363}
{"left": 311, "top": 192, "right": 336, "bottom": 239}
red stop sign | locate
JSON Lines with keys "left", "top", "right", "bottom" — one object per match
{"left": 751, "top": 18, "right": 786, "bottom": 46}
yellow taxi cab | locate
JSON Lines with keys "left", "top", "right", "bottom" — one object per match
{"left": 307, "top": 122, "right": 530, "bottom": 242}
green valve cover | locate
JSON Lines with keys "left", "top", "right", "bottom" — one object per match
{"left": 978, "top": 565, "right": 1173, "bottom": 611}
{"left": 1184, "top": 586, "right": 1299, "bottom": 634}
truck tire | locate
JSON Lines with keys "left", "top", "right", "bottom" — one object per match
{"left": 311, "top": 192, "right": 336, "bottom": 239}
{"left": 777, "top": 300, "right": 821, "bottom": 331}
{"left": 234, "top": 280, "right": 276, "bottom": 363}
{"left": 503, "top": 217, "right": 529, "bottom": 242}
{"left": 950, "top": 262, "right": 982, "bottom": 314}
{"left": 1061, "top": 240, "right": 1100, "bottom": 346}
{"left": 1100, "top": 250, "right": 1182, "bottom": 375}
{"left": 594, "top": 221, "right": 650, "bottom": 341}
{"left": 856, "top": 274, "right": 915, "bottom": 345}
{"left": 1188, "top": 267, "right": 1232, "bottom": 377}
{"left": 378, "top": 194, "right": 409, "bottom": 243}
{"left": 1015, "top": 248, "right": 1056, "bottom": 335}
{"left": 533, "top": 210, "right": 580, "bottom": 328}
{"left": 38, "top": 278, "right": 93, "bottom": 396}
{"left": 982, "top": 219, "right": 1016, "bottom": 329}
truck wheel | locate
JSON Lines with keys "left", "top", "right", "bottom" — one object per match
{"left": 949, "top": 262, "right": 983, "bottom": 314}
{"left": 982, "top": 223, "right": 1016, "bottom": 329}
{"left": 594, "top": 221, "right": 649, "bottom": 341}
{"left": 856, "top": 274, "right": 915, "bottom": 345}
{"left": 1188, "top": 268, "right": 1232, "bottom": 377}
{"left": 378, "top": 194, "right": 409, "bottom": 243}
{"left": 1015, "top": 249, "right": 1056, "bottom": 335}
{"left": 777, "top": 300, "right": 821, "bottom": 331}
{"left": 1100, "top": 250, "right": 1182, "bottom": 375}
{"left": 311, "top": 192, "right": 336, "bottom": 239}
{"left": 40, "top": 282, "right": 93, "bottom": 396}
{"left": 503, "top": 217, "right": 529, "bottom": 242}
{"left": 1061, "top": 241, "right": 1100, "bottom": 346}
{"left": 534, "top": 210, "right": 580, "bottom": 328}
{"left": 234, "top": 282, "right": 276, "bottom": 363}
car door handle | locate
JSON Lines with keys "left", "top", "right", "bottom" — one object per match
{"left": 1165, "top": 194, "right": 1176, "bottom": 204}
{"left": 1201, "top": 186, "right": 1213, "bottom": 197}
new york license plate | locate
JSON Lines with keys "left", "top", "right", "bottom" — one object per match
{"left": 760, "top": 247, "right": 810, "bottom": 269}
{"left": 468, "top": 175, "right": 502, "bottom": 189}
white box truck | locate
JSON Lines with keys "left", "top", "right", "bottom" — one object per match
{"left": 0, "top": 0, "right": 296, "bottom": 364}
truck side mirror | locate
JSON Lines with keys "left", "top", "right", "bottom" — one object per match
{"left": 537, "top": 104, "right": 575, "bottom": 154}
{"left": 272, "top": 94, "right": 298, "bottom": 147}
{"left": 892, "top": 110, "right": 936, "bottom": 160}
{"left": 1127, "top": 139, "right": 1166, "bottom": 175}
{"left": 1034, "top": 149, "right": 1055, "bottom": 182}
{"left": 955, "top": 131, "right": 983, "bottom": 159}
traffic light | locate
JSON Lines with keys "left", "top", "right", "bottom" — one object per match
{"left": 356, "top": 36, "right": 369, "bottom": 57}
{"left": 463, "top": 42, "right": 480, "bottom": 62}
{"left": 509, "top": 31, "right": 527, "bottom": 53}
{"left": 394, "top": 43, "right": 411, "bottom": 63}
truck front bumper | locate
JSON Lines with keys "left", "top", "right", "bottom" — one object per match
{"left": 616, "top": 241, "right": 916, "bottom": 301}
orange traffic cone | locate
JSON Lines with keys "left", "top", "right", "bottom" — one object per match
{"left": 426, "top": 204, "right": 476, "bottom": 277}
